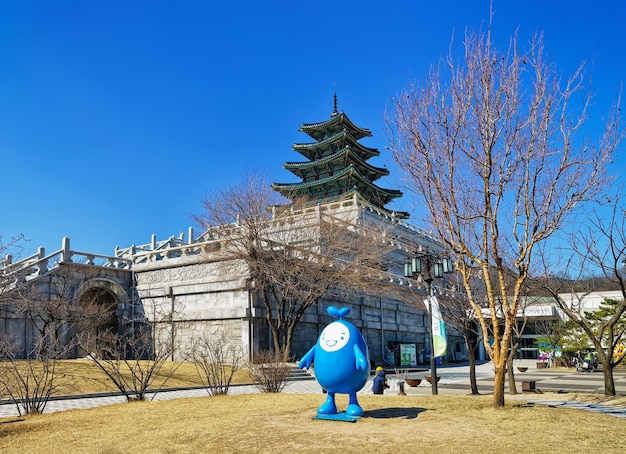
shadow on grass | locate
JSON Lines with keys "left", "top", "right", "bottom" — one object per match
{"left": 0, "top": 418, "right": 25, "bottom": 425}
{"left": 365, "top": 407, "right": 427, "bottom": 419}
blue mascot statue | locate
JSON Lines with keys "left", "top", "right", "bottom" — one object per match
{"left": 299, "top": 306, "right": 370, "bottom": 418}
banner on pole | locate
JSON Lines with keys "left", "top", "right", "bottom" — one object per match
{"left": 428, "top": 296, "right": 447, "bottom": 358}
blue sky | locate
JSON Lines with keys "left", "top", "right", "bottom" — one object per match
{"left": 2, "top": 1, "right": 625, "bottom": 257}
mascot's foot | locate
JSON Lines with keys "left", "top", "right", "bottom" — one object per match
{"left": 317, "top": 397, "right": 338, "bottom": 415}
{"left": 346, "top": 403, "right": 364, "bottom": 417}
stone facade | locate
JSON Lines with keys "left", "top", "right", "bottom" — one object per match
{"left": 1, "top": 197, "right": 460, "bottom": 366}
{"left": 121, "top": 195, "right": 453, "bottom": 365}
{"left": 0, "top": 257, "right": 134, "bottom": 358}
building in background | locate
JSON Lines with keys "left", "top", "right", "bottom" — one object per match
{"left": 1, "top": 103, "right": 460, "bottom": 366}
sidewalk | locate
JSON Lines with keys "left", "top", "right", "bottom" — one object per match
{"left": 1, "top": 360, "right": 625, "bottom": 418}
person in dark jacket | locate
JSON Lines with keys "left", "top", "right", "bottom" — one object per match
{"left": 372, "top": 366, "right": 390, "bottom": 394}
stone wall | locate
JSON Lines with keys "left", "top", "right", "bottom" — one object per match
{"left": 133, "top": 255, "right": 253, "bottom": 361}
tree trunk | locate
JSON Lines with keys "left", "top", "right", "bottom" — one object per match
{"left": 507, "top": 339, "right": 521, "bottom": 395}
{"left": 493, "top": 363, "right": 506, "bottom": 407}
{"left": 601, "top": 354, "right": 616, "bottom": 396}
{"left": 465, "top": 337, "right": 479, "bottom": 395}
{"left": 506, "top": 354, "right": 517, "bottom": 395}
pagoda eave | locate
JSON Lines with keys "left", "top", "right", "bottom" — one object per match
{"left": 293, "top": 130, "right": 380, "bottom": 161}
{"left": 272, "top": 166, "right": 402, "bottom": 206}
{"left": 299, "top": 112, "right": 372, "bottom": 141}
{"left": 282, "top": 147, "right": 390, "bottom": 181}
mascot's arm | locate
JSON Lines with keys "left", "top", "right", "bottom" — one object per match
{"left": 354, "top": 345, "right": 368, "bottom": 370}
{"left": 298, "top": 346, "right": 316, "bottom": 370}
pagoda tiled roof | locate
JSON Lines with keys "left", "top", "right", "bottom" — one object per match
{"left": 299, "top": 111, "right": 372, "bottom": 141}
{"left": 271, "top": 164, "right": 402, "bottom": 206}
{"left": 273, "top": 104, "right": 406, "bottom": 218}
{"left": 293, "top": 129, "right": 379, "bottom": 161}
{"left": 283, "top": 145, "right": 389, "bottom": 181}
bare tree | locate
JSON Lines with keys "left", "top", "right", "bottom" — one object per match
{"left": 537, "top": 202, "right": 626, "bottom": 395}
{"left": 505, "top": 308, "right": 529, "bottom": 395}
{"left": 0, "top": 335, "right": 68, "bottom": 415}
{"left": 0, "top": 265, "right": 117, "bottom": 413}
{"left": 189, "top": 330, "right": 245, "bottom": 396}
{"left": 387, "top": 20, "right": 622, "bottom": 407}
{"left": 193, "top": 171, "right": 394, "bottom": 361}
{"left": 79, "top": 295, "right": 186, "bottom": 402}
{"left": 247, "top": 349, "right": 292, "bottom": 393}
{"left": 6, "top": 265, "right": 116, "bottom": 358}
{"left": 0, "top": 234, "right": 26, "bottom": 262}
{"left": 80, "top": 326, "right": 180, "bottom": 401}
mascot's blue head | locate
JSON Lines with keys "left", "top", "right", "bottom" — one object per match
{"left": 318, "top": 307, "right": 353, "bottom": 353}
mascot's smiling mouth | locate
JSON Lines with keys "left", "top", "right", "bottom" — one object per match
{"left": 325, "top": 340, "right": 338, "bottom": 347}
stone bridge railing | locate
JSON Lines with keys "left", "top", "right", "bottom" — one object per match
{"left": 2, "top": 199, "right": 448, "bottom": 289}
{"left": 1, "top": 237, "right": 132, "bottom": 285}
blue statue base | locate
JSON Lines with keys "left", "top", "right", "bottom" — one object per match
{"left": 312, "top": 413, "right": 360, "bottom": 422}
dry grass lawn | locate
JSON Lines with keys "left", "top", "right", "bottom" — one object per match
{"left": 41, "top": 359, "right": 249, "bottom": 395}
{"left": 1, "top": 360, "right": 626, "bottom": 453}
{"left": 1, "top": 393, "right": 626, "bottom": 453}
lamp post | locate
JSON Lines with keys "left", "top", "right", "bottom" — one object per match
{"left": 404, "top": 251, "right": 453, "bottom": 395}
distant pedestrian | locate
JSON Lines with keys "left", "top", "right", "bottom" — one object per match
{"left": 372, "top": 366, "right": 390, "bottom": 395}
{"left": 548, "top": 350, "right": 554, "bottom": 368}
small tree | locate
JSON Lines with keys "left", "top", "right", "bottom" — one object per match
{"left": 534, "top": 319, "right": 571, "bottom": 364}
{"left": 189, "top": 330, "right": 245, "bottom": 396}
{"left": 247, "top": 349, "right": 292, "bottom": 393}
{"left": 0, "top": 233, "right": 26, "bottom": 300}
{"left": 81, "top": 324, "right": 182, "bottom": 401}
{"left": 0, "top": 264, "right": 103, "bottom": 414}
{"left": 0, "top": 333, "right": 68, "bottom": 415}
{"left": 505, "top": 311, "right": 528, "bottom": 395}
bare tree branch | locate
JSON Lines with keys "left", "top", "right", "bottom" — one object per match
{"left": 387, "top": 22, "right": 622, "bottom": 407}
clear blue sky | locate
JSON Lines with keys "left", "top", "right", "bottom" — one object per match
{"left": 2, "top": 1, "right": 625, "bottom": 257}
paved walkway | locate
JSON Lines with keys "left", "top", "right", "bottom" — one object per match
{"left": 1, "top": 360, "right": 625, "bottom": 418}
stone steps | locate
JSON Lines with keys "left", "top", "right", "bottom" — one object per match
{"left": 287, "top": 365, "right": 316, "bottom": 381}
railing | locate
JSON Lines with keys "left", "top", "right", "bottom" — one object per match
{"left": 114, "top": 230, "right": 192, "bottom": 257}
{"left": 2, "top": 200, "right": 445, "bottom": 282}
{"left": 1, "top": 237, "right": 132, "bottom": 285}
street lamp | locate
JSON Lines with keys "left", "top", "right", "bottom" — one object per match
{"left": 404, "top": 251, "right": 453, "bottom": 395}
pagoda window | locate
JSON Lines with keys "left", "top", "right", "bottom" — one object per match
{"left": 328, "top": 171, "right": 333, "bottom": 177}
{"left": 315, "top": 175, "right": 319, "bottom": 181}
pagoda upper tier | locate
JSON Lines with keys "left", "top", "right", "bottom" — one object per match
{"left": 272, "top": 107, "right": 406, "bottom": 217}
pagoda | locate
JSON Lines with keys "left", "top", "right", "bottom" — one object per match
{"left": 271, "top": 96, "right": 407, "bottom": 218}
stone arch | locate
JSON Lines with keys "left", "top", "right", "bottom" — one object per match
{"left": 73, "top": 278, "right": 129, "bottom": 357}
{"left": 76, "top": 278, "right": 130, "bottom": 311}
